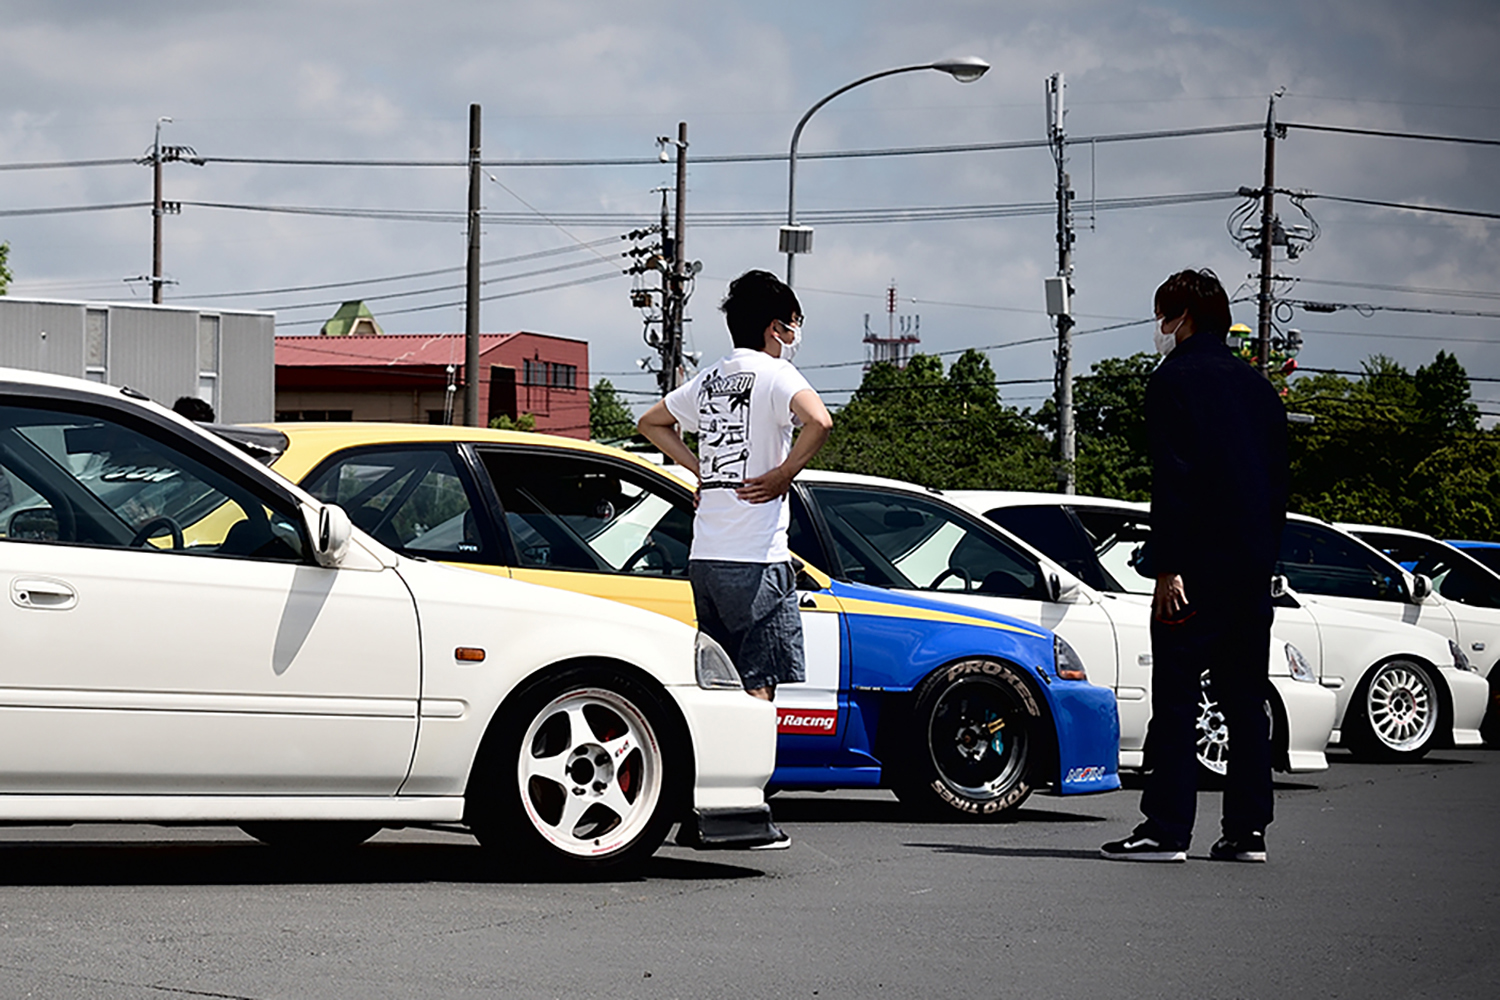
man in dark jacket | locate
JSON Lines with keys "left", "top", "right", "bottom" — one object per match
{"left": 1102, "top": 268, "right": 1288, "bottom": 863}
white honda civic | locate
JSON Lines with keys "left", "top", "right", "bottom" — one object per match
{"left": 0, "top": 368, "right": 777, "bottom": 873}
{"left": 953, "top": 491, "right": 1488, "bottom": 761}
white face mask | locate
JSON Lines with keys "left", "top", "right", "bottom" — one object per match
{"left": 777, "top": 321, "right": 802, "bottom": 363}
{"left": 1154, "top": 316, "right": 1183, "bottom": 356}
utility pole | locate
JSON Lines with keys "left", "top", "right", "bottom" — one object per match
{"left": 463, "top": 103, "right": 482, "bottom": 427}
{"left": 1046, "top": 73, "right": 1076, "bottom": 494}
{"left": 656, "top": 122, "right": 689, "bottom": 397}
{"left": 142, "top": 118, "right": 201, "bottom": 304}
{"left": 1254, "top": 90, "right": 1284, "bottom": 378}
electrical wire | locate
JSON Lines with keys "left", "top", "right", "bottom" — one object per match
{"left": 259, "top": 255, "right": 619, "bottom": 312}
{"left": 0, "top": 157, "right": 140, "bottom": 171}
{"left": 1282, "top": 298, "right": 1500, "bottom": 320}
{"left": 1283, "top": 122, "right": 1500, "bottom": 147}
{"left": 273, "top": 269, "right": 624, "bottom": 328}
{"left": 1305, "top": 193, "right": 1500, "bottom": 221}
{"left": 0, "top": 201, "right": 150, "bottom": 217}
{"left": 1289, "top": 277, "right": 1500, "bottom": 302}
{"left": 180, "top": 236, "right": 627, "bottom": 300}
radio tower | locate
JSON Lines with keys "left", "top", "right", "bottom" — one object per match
{"left": 863, "top": 280, "right": 919, "bottom": 369}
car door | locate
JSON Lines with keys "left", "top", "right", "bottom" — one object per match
{"left": 1278, "top": 521, "right": 1458, "bottom": 638}
{"left": 797, "top": 483, "right": 1122, "bottom": 692}
{"left": 0, "top": 395, "right": 419, "bottom": 796}
{"left": 474, "top": 446, "right": 698, "bottom": 625}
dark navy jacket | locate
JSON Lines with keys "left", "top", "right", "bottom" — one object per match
{"left": 1146, "top": 330, "right": 1288, "bottom": 609}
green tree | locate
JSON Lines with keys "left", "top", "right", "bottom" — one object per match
{"left": 590, "top": 378, "right": 637, "bottom": 442}
{"left": 1036, "top": 352, "right": 1157, "bottom": 501}
{"left": 813, "top": 350, "right": 1054, "bottom": 490}
{"left": 489, "top": 413, "right": 536, "bottom": 432}
{"left": 0, "top": 241, "right": 11, "bottom": 295}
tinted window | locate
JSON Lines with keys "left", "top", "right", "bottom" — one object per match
{"left": 807, "top": 486, "right": 1043, "bottom": 599}
{"left": 303, "top": 446, "right": 488, "bottom": 559}
{"left": 1278, "top": 523, "right": 1408, "bottom": 602}
{"left": 481, "top": 450, "right": 692, "bottom": 578}
{"left": 1459, "top": 546, "right": 1500, "bottom": 576}
{"left": 1358, "top": 532, "right": 1500, "bottom": 609}
{"left": 1071, "top": 508, "right": 1154, "bottom": 595}
{"left": 0, "top": 402, "right": 304, "bottom": 561}
{"left": 986, "top": 504, "right": 1113, "bottom": 592}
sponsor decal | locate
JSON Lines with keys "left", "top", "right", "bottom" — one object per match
{"left": 777, "top": 708, "right": 838, "bottom": 735}
{"left": 1065, "top": 766, "right": 1109, "bottom": 783}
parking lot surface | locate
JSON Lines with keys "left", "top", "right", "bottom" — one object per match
{"left": 1, "top": 748, "right": 1495, "bottom": 999}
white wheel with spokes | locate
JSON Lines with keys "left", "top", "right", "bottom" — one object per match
{"left": 468, "top": 667, "right": 681, "bottom": 875}
{"left": 518, "top": 687, "right": 664, "bottom": 858}
{"left": 1195, "top": 672, "right": 1277, "bottom": 782}
{"left": 1348, "top": 659, "right": 1439, "bottom": 761}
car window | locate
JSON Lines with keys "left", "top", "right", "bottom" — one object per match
{"left": 1071, "top": 508, "right": 1153, "bottom": 595}
{"left": 1278, "top": 522, "right": 1408, "bottom": 602}
{"left": 985, "top": 504, "right": 1114, "bottom": 592}
{"left": 0, "top": 401, "right": 305, "bottom": 561}
{"left": 479, "top": 449, "right": 692, "bottom": 578}
{"left": 787, "top": 491, "right": 832, "bottom": 578}
{"left": 302, "top": 446, "right": 488, "bottom": 559}
{"left": 807, "top": 485, "right": 1043, "bottom": 599}
{"left": 1458, "top": 546, "right": 1500, "bottom": 576}
{"left": 1358, "top": 532, "right": 1500, "bottom": 609}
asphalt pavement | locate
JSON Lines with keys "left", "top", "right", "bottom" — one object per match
{"left": 1, "top": 747, "right": 1495, "bottom": 999}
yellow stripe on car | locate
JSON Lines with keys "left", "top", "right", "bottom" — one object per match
{"left": 835, "top": 596, "right": 1047, "bottom": 638}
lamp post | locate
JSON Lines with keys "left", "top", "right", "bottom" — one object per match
{"left": 781, "top": 56, "right": 989, "bottom": 287}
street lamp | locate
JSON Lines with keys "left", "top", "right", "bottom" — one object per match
{"left": 780, "top": 56, "right": 990, "bottom": 286}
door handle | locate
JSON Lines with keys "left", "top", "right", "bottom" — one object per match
{"left": 11, "top": 578, "right": 78, "bottom": 610}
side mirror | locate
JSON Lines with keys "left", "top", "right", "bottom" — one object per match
{"left": 1270, "top": 574, "right": 1289, "bottom": 599}
{"left": 301, "top": 503, "right": 352, "bottom": 568}
{"left": 7, "top": 507, "right": 60, "bottom": 542}
{"left": 1411, "top": 573, "right": 1433, "bottom": 602}
{"left": 1046, "top": 570, "right": 1083, "bottom": 604}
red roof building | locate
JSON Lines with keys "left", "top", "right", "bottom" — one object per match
{"left": 274, "top": 331, "right": 589, "bottom": 438}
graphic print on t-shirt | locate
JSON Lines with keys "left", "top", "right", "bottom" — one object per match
{"left": 698, "top": 368, "right": 756, "bottom": 489}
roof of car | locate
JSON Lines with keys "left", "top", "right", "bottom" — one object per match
{"left": 1336, "top": 523, "right": 1436, "bottom": 541}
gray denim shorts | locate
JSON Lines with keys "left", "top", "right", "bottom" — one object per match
{"left": 688, "top": 559, "right": 806, "bottom": 691}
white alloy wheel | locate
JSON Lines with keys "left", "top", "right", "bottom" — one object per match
{"left": 1196, "top": 676, "right": 1231, "bottom": 777}
{"left": 1351, "top": 659, "right": 1439, "bottom": 759}
{"left": 516, "top": 685, "right": 666, "bottom": 860}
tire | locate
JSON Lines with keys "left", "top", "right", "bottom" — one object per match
{"left": 893, "top": 659, "right": 1043, "bottom": 819}
{"left": 1195, "top": 672, "right": 1278, "bottom": 784}
{"left": 1345, "top": 659, "right": 1440, "bottom": 761}
{"left": 239, "top": 821, "right": 381, "bottom": 851}
{"left": 467, "top": 667, "right": 680, "bottom": 876}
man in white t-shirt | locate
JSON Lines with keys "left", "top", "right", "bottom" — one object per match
{"left": 638, "top": 269, "right": 833, "bottom": 704}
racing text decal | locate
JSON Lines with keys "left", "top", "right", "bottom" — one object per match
{"left": 778, "top": 708, "right": 838, "bottom": 736}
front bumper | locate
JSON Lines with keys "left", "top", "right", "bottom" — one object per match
{"left": 1442, "top": 666, "right": 1489, "bottom": 746}
{"left": 1050, "top": 681, "right": 1122, "bottom": 795}
{"left": 1270, "top": 676, "right": 1336, "bottom": 772}
{"left": 667, "top": 685, "right": 777, "bottom": 811}
{"left": 674, "top": 805, "right": 778, "bottom": 848}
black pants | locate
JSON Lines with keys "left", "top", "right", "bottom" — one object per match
{"left": 1139, "top": 600, "right": 1275, "bottom": 847}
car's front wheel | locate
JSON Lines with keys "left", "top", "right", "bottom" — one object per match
{"left": 1195, "top": 672, "right": 1278, "bottom": 783}
{"left": 1345, "top": 659, "right": 1440, "bottom": 761}
{"left": 467, "top": 667, "right": 680, "bottom": 875}
{"left": 893, "top": 659, "right": 1042, "bottom": 819}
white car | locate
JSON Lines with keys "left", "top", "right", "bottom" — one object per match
{"left": 953, "top": 491, "right": 1488, "bottom": 761}
{"left": 789, "top": 471, "right": 1335, "bottom": 777}
{"left": 0, "top": 367, "right": 777, "bottom": 873}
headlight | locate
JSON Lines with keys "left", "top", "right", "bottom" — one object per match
{"left": 1054, "top": 634, "right": 1088, "bottom": 681}
{"left": 1449, "top": 639, "right": 1474, "bottom": 673}
{"left": 695, "top": 632, "right": 743, "bottom": 690}
{"left": 1285, "top": 642, "right": 1317, "bottom": 683}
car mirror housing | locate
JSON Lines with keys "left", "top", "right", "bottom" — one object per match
{"left": 1411, "top": 573, "right": 1433, "bottom": 602}
{"left": 1270, "top": 574, "right": 1289, "bottom": 599}
{"left": 302, "top": 502, "right": 352, "bottom": 568}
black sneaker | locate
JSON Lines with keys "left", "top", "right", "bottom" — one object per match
{"left": 1209, "top": 832, "right": 1266, "bottom": 863}
{"left": 1100, "top": 830, "right": 1187, "bottom": 862}
{"left": 750, "top": 825, "right": 791, "bottom": 851}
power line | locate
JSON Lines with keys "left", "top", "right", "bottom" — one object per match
{"left": 1283, "top": 122, "right": 1500, "bottom": 147}
{"left": 1296, "top": 366, "right": 1500, "bottom": 384}
{"left": 273, "top": 269, "right": 623, "bottom": 328}
{"left": 259, "top": 255, "right": 620, "bottom": 312}
{"left": 0, "top": 157, "right": 139, "bottom": 171}
{"left": 1291, "top": 277, "right": 1500, "bottom": 302}
{"left": 1306, "top": 193, "right": 1500, "bottom": 221}
{"left": 0, "top": 201, "right": 150, "bottom": 217}
{"left": 1282, "top": 298, "right": 1500, "bottom": 320}
{"left": 179, "top": 235, "right": 626, "bottom": 301}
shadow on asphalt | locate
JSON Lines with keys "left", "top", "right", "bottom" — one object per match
{"left": 769, "top": 796, "right": 1106, "bottom": 825}
{"left": 906, "top": 842, "right": 1103, "bottom": 861}
{"left": 0, "top": 841, "right": 762, "bottom": 887}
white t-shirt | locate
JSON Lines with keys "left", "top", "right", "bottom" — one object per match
{"left": 665, "top": 348, "right": 814, "bottom": 563}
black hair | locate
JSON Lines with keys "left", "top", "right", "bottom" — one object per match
{"left": 1153, "top": 268, "right": 1231, "bottom": 338}
{"left": 172, "top": 396, "right": 215, "bottom": 422}
{"left": 720, "top": 269, "right": 802, "bottom": 351}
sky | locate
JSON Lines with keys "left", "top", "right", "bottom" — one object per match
{"left": 2, "top": 0, "right": 1497, "bottom": 421}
